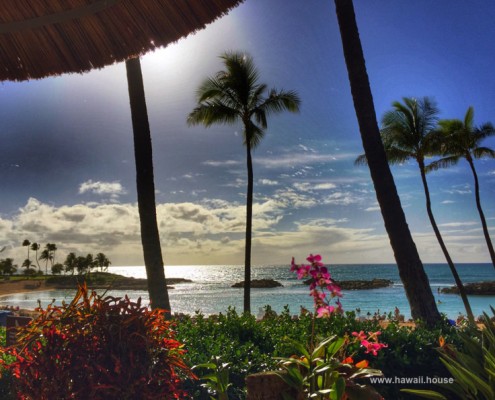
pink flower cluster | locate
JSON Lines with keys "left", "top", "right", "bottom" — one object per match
{"left": 352, "top": 331, "right": 388, "bottom": 356}
{"left": 291, "top": 254, "right": 343, "bottom": 318}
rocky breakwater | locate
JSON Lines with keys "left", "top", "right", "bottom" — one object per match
{"left": 441, "top": 281, "right": 495, "bottom": 295}
{"left": 232, "top": 279, "right": 283, "bottom": 288}
{"left": 303, "top": 278, "right": 392, "bottom": 290}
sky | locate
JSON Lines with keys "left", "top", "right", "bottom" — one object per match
{"left": 0, "top": 0, "right": 494, "bottom": 267}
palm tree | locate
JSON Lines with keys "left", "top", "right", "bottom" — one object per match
{"left": 126, "top": 58, "right": 171, "bottom": 313}
{"left": 64, "top": 252, "right": 77, "bottom": 275}
{"left": 22, "top": 239, "right": 31, "bottom": 262}
{"left": 188, "top": 51, "right": 300, "bottom": 313}
{"left": 30, "top": 242, "right": 41, "bottom": 273}
{"left": 39, "top": 249, "right": 53, "bottom": 275}
{"left": 429, "top": 107, "right": 495, "bottom": 268}
{"left": 333, "top": 0, "right": 440, "bottom": 325}
{"left": 95, "top": 252, "right": 111, "bottom": 272}
{"left": 46, "top": 243, "right": 57, "bottom": 266}
{"left": 356, "top": 97, "right": 474, "bottom": 324}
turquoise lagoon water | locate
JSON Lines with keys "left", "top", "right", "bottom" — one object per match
{"left": 1, "top": 263, "right": 494, "bottom": 320}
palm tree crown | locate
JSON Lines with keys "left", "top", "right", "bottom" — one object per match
{"left": 429, "top": 107, "right": 495, "bottom": 169}
{"left": 187, "top": 51, "right": 300, "bottom": 149}
{"left": 188, "top": 51, "right": 300, "bottom": 313}
{"left": 355, "top": 97, "right": 439, "bottom": 166}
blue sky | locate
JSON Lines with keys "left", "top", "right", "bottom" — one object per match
{"left": 0, "top": 0, "right": 494, "bottom": 266}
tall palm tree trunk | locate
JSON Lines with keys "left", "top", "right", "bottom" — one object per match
{"left": 126, "top": 56, "right": 171, "bottom": 313}
{"left": 466, "top": 156, "right": 495, "bottom": 268}
{"left": 419, "top": 164, "right": 475, "bottom": 323}
{"left": 244, "top": 144, "right": 253, "bottom": 313}
{"left": 334, "top": 0, "right": 440, "bottom": 326}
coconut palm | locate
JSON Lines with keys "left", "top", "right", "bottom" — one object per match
{"left": 95, "top": 252, "right": 111, "bottom": 272}
{"left": 188, "top": 51, "right": 300, "bottom": 313}
{"left": 39, "top": 249, "right": 53, "bottom": 275}
{"left": 429, "top": 107, "right": 495, "bottom": 268}
{"left": 356, "top": 97, "right": 475, "bottom": 324}
{"left": 22, "top": 239, "right": 31, "bottom": 262}
{"left": 30, "top": 242, "right": 41, "bottom": 272}
{"left": 334, "top": 0, "right": 440, "bottom": 325}
{"left": 64, "top": 252, "right": 77, "bottom": 275}
{"left": 126, "top": 58, "right": 171, "bottom": 314}
{"left": 46, "top": 243, "right": 57, "bottom": 266}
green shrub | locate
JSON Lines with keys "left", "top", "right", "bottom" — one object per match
{"left": 175, "top": 308, "right": 464, "bottom": 400}
{"left": 402, "top": 308, "right": 495, "bottom": 400}
{"left": 0, "top": 285, "right": 193, "bottom": 400}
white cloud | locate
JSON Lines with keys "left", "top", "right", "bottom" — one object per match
{"left": 255, "top": 152, "right": 355, "bottom": 169}
{"left": 437, "top": 221, "right": 479, "bottom": 228}
{"left": 441, "top": 200, "right": 455, "bottom": 204}
{"left": 202, "top": 160, "right": 241, "bottom": 167}
{"left": 259, "top": 179, "right": 279, "bottom": 186}
{"left": 79, "top": 180, "right": 126, "bottom": 198}
{"left": 293, "top": 182, "right": 337, "bottom": 192}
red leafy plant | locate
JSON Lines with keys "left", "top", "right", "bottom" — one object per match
{"left": 0, "top": 284, "right": 194, "bottom": 400}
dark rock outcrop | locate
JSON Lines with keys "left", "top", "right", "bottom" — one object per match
{"left": 441, "top": 281, "right": 495, "bottom": 295}
{"left": 303, "top": 278, "right": 392, "bottom": 290}
{"left": 232, "top": 279, "right": 283, "bottom": 288}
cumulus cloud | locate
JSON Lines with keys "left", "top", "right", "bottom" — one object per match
{"left": 79, "top": 180, "right": 126, "bottom": 198}
{"left": 259, "top": 179, "right": 279, "bottom": 186}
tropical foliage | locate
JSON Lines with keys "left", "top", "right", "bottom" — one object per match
{"left": 402, "top": 307, "right": 495, "bottom": 400}
{"left": 0, "top": 285, "right": 193, "bottom": 399}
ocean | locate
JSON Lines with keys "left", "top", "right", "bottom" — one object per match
{"left": 1, "top": 263, "right": 494, "bottom": 320}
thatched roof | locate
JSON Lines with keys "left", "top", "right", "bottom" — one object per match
{"left": 0, "top": 0, "right": 243, "bottom": 82}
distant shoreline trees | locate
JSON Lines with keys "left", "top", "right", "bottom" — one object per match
{"left": 8, "top": 240, "right": 112, "bottom": 277}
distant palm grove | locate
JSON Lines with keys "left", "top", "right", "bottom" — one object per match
{"left": 0, "top": 240, "right": 111, "bottom": 277}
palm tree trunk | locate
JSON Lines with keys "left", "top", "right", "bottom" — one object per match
{"left": 125, "top": 56, "right": 171, "bottom": 313}
{"left": 244, "top": 144, "right": 253, "bottom": 313}
{"left": 334, "top": 0, "right": 440, "bottom": 326}
{"left": 419, "top": 163, "right": 475, "bottom": 324}
{"left": 467, "top": 156, "right": 495, "bottom": 268}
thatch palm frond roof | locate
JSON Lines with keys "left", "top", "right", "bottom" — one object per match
{"left": 0, "top": 0, "right": 243, "bottom": 81}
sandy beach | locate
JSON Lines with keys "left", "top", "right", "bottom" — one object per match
{"left": 0, "top": 279, "right": 55, "bottom": 297}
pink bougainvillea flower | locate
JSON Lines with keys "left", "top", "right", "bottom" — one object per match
{"left": 327, "top": 282, "right": 342, "bottom": 298}
{"left": 316, "top": 305, "right": 335, "bottom": 318}
{"left": 306, "top": 254, "right": 324, "bottom": 266}
{"left": 352, "top": 331, "right": 367, "bottom": 341}
{"left": 360, "top": 340, "right": 388, "bottom": 356}
{"left": 297, "top": 265, "right": 311, "bottom": 279}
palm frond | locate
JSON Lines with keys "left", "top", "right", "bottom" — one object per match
{"left": 354, "top": 153, "right": 367, "bottom": 166}
{"left": 187, "top": 102, "right": 239, "bottom": 127}
{"left": 426, "top": 155, "right": 462, "bottom": 172}
{"left": 472, "top": 147, "right": 495, "bottom": 159}
{"left": 244, "top": 121, "right": 265, "bottom": 149}
{"left": 385, "top": 146, "right": 414, "bottom": 164}
{"left": 259, "top": 89, "right": 301, "bottom": 115}
{"left": 464, "top": 106, "right": 474, "bottom": 130}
